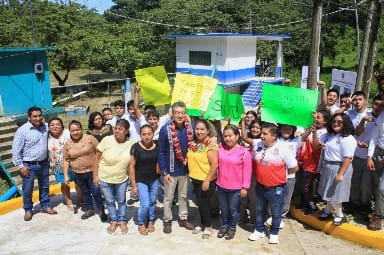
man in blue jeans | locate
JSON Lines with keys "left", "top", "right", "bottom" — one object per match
{"left": 248, "top": 123, "right": 298, "bottom": 244}
{"left": 12, "top": 106, "right": 57, "bottom": 221}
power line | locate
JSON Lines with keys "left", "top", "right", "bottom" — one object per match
{"left": 107, "top": 0, "right": 370, "bottom": 33}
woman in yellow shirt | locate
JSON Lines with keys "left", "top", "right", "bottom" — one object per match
{"left": 187, "top": 119, "right": 218, "bottom": 239}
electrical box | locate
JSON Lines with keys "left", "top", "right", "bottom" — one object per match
{"left": 34, "top": 62, "right": 43, "bottom": 74}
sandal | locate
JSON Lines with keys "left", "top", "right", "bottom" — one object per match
{"left": 147, "top": 221, "right": 155, "bottom": 233}
{"left": 138, "top": 224, "right": 148, "bottom": 235}
{"left": 119, "top": 222, "right": 128, "bottom": 234}
{"left": 107, "top": 221, "right": 118, "bottom": 234}
{"left": 66, "top": 203, "right": 75, "bottom": 211}
{"left": 202, "top": 229, "right": 212, "bottom": 239}
{"left": 192, "top": 226, "right": 203, "bottom": 234}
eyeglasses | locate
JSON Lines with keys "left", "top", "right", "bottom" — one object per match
{"left": 332, "top": 120, "right": 343, "bottom": 125}
{"left": 173, "top": 111, "right": 186, "bottom": 116}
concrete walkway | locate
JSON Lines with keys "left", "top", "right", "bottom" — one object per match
{"left": 0, "top": 184, "right": 383, "bottom": 255}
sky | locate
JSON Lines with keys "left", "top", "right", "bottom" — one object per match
{"left": 75, "top": 0, "right": 115, "bottom": 13}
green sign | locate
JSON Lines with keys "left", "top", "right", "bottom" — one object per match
{"left": 261, "top": 84, "right": 319, "bottom": 127}
{"left": 204, "top": 85, "right": 244, "bottom": 123}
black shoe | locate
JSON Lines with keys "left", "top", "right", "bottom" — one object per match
{"left": 81, "top": 210, "right": 95, "bottom": 220}
{"left": 99, "top": 210, "right": 108, "bottom": 223}
{"left": 318, "top": 212, "right": 332, "bottom": 221}
{"left": 295, "top": 203, "right": 306, "bottom": 210}
{"left": 217, "top": 227, "right": 228, "bottom": 238}
{"left": 303, "top": 207, "right": 317, "bottom": 216}
{"left": 163, "top": 221, "right": 172, "bottom": 234}
{"left": 225, "top": 229, "right": 236, "bottom": 240}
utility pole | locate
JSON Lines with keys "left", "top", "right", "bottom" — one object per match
{"left": 362, "top": 0, "right": 382, "bottom": 97}
{"left": 307, "top": 0, "right": 323, "bottom": 90}
{"left": 356, "top": 0, "right": 375, "bottom": 91}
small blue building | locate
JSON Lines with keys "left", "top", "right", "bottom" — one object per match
{"left": 168, "top": 33, "right": 291, "bottom": 107}
{"left": 0, "top": 47, "right": 55, "bottom": 116}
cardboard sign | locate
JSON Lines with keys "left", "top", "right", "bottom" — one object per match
{"left": 261, "top": 84, "right": 319, "bottom": 127}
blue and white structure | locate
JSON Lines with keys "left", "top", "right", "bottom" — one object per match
{"left": 0, "top": 47, "right": 56, "bottom": 116}
{"left": 168, "top": 33, "right": 291, "bottom": 107}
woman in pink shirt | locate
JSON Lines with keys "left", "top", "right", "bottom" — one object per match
{"left": 216, "top": 124, "right": 252, "bottom": 240}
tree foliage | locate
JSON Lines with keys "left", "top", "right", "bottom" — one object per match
{"left": 0, "top": 0, "right": 382, "bottom": 86}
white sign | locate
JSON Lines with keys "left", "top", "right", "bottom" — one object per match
{"left": 331, "top": 69, "right": 357, "bottom": 96}
{"left": 301, "top": 66, "right": 320, "bottom": 89}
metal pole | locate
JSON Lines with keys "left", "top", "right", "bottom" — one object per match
{"left": 29, "top": 1, "right": 37, "bottom": 47}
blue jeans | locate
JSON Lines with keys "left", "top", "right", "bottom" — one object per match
{"left": 255, "top": 183, "right": 286, "bottom": 235}
{"left": 21, "top": 161, "right": 50, "bottom": 212}
{"left": 73, "top": 172, "right": 103, "bottom": 212}
{"left": 137, "top": 179, "right": 159, "bottom": 225}
{"left": 217, "top": 186, "right": 241, "bottom": 230}
{"left": 99, "top": 179, "right": 128, "bottom": 222}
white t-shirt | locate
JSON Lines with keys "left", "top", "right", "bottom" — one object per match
{"left": 320, "top": 134, "right": 357, "bottom": 161}
{"left": 126, "top": 115, "right": 147, "bottom": 142}
{"left": 278, "top": 136, "right": 302, "bottom": 178}
{"left": 346, "top": 109, "right": 375, "bottom": 159}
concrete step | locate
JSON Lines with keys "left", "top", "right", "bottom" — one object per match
{"left": 0, "top": 124, "right": 18, "bottom": 135}
{"left": 0, "top": 149, "right": 12, "bottom": 160}
{"left": 0, "top": 133, "right": 14, "bottom": 143}
{"left": 0, "top": 141, "right": 12, "bottom": 152}
{"left": 0, "top": 117, "right": 17, "bottom": 127}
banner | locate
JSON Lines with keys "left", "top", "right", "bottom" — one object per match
{"left": 331, "top": 69, "right": 357, "bottom": 95}
{"left": 261, "top": 84, "right": 319, "bottom": 127}
{"left": 134, "top": 66, "right": 171, "bottom": 106}
{"left": 204, "top": 86, "right": 245, "bottom": 123}
{"left": 301, "top": 66, "right": 320, "bottom": 89}
{"left": 171, "top": 73, "right": 217, "bottom": 114}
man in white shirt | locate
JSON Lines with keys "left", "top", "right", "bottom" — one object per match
{"left": 366, "top": 95, "right": 384, "bottom": 231}
{"left": 106, "top": 100, "right": 128, "bottom": 128}
{"left": 347, "top": 93, "right": 382, "bottom": 214}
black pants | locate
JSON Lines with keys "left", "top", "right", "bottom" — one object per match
{"left": 191, "top": 178, "right": 216, "bottom": 227}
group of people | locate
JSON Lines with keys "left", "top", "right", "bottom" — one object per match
{"left": 11, "top": 80, "right": 384, "bottom": 245}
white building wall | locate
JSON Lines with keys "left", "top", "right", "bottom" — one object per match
{"left": 175, "top": 37, "right": 226, "bottom": 71}
{"left": 225, "top": 37, "right": 257, "bottom": 70}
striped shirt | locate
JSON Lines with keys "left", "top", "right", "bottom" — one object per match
{"left": 12, "top": 121, "right": 48, "bottom": 169}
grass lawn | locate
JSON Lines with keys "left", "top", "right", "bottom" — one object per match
{"left": 49, "top": 68, "right": 124, "bottom": 87}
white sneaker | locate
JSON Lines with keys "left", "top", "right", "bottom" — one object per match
{"left": 248, "top": 230, "right": 266, "bottom": 241}
{"left": 269, "top": 234, "right": 279, "bottom": 244}
{"left": 265, "top": 217, "right": 285, "bottom": 229}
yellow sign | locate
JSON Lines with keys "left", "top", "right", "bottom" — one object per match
{"left": 134, "top": 66, "right": 171, "bottom": 106}
{"left": 171, "top": 73, "right": 218, "bottom": 111}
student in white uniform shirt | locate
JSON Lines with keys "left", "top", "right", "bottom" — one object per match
{"left": 318, "top": 80, "right": 340, "bottom": 115}
{"left": 107, "top": 100, "right": 128, "bottom": 128}
{"left": 347, "top": 93, "right": 383, "bottom": 213}
{"left": 129, "top": 87, "right": 149, "bottom": 142}
{"left": 366, "top": 95, "right": 384, "bottom": 231}
{"left": 314, "top": 112, "right": 356, "bottom": 226}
